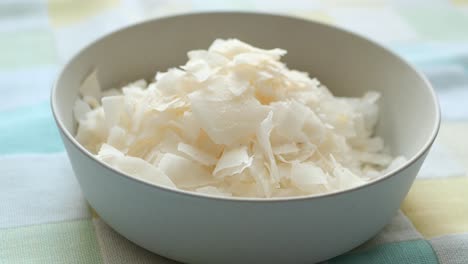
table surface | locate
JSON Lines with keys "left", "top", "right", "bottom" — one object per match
{"left": 1, "top": 1, "right": 467, "bottom": 263}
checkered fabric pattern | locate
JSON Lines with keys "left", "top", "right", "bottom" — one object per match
{"left": 1, "top": 1, "right": 467, "bottom": 263}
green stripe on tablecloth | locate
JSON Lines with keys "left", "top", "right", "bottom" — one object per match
{"left": 329, "top": 240, "right": 439, "bottom": 264}
{"left": 0, "top": 28, "right": 57, "bottom": 68}
{"left": 0, "top": 101, "right": 63, "bottom": 154}
{"left": 396, "top": 7, "right": 468, "bottom": 41}
{"left": 0, "top": 219, "right": 103, "bottom": 264}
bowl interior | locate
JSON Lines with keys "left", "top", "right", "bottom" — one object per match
{"left": 53, "top": 12, "right": 439, "bottom": 172}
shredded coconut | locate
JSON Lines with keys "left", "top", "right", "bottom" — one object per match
{"left": 74, "top": 39, "right": 406, "bottom": 198}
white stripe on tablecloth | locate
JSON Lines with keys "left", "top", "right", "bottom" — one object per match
{"left": 418, "top": 139, "right": 466, "bottom": 179}
{"left": 430, "top": 233, "right": 468, "bottom": 264}
{"left": 0, "top": 153, "right": 90, "bottom": 229}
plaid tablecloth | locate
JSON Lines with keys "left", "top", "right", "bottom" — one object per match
{"left": 1, "top": 1, "right": 467, "bottom": 263}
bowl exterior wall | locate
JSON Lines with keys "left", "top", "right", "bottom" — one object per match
{"left": 61, "top": 131, "right": 427, "bottom": 264}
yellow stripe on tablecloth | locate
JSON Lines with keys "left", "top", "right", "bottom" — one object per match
{"left": 0, "top": 220, "right": 103, "bottom": 264}
{"left": 451, "top": 0, "right": 468, "bottom": 5}
{"left": 47, "top": 0, "right": 120, "bottom": 27}
{"left": 438, "top": 122, "right": 468, "bottom": 169}
{"left": 324, "top": 0, "right": 387, "bottom": 7}
{"left": 294, "top": 11, "right": 335, "bottom": 24}
{"left": 402, "top": 177, "right": 468, "bottom": 238}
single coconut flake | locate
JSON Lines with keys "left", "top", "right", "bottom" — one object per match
{"left": 73, "top": 98, "right": 91, "bottom": 121}
{"left": 98, "top": 144, "right": 175, "bottom": 188}
{"left": 83, "top": 95, "right": 100, "bottom": 109}
{"left": 189, "top": 91, "right": 270, "bottom": 145}
{"left": 102, "top": 96, "right": 124, "bottom": 128}
{"left": 272, "top": 143, "right": 299, "bottom": 155}
{"left": 107, "top": 126, "right": 127, "bottom": 150}
{"left": 249, "top": 143, "right": 272, "bottom": 197}
{"left": 256, "top": 111, "right": 280, "bottom": 183}
{"left": 159, "top": 153, "right": 217, "bottom": 188}
{"left": 79, "top": 70, "right": 101, "bottom": 100}
{"left": 291, "top": 162, "right": 327, "bottom": 193}
{"left": 177, "top": 142, "right": 217, "bottom": 166}
{"left": 213, "top": 146, "right": 252, "bottom": 178}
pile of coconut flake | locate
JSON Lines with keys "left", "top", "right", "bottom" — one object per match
{"left": 74, "top": 39, "right": 406, "bottom": 198}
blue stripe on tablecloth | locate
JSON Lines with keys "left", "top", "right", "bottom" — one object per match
{"left": 0, "top": 66, "right": 57, "bottom": 111}
{"left": 329, "top": 240, "right": 439, "bottom": 264}
{"left": 390, "top": 43, "right": 468, "bottom": 121}
{"left": 0, "top": 100, "right": 63, "bottom": 154}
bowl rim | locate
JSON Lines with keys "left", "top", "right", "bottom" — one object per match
{"left": 51, "top": 11, "right": 441, "bottom": 203}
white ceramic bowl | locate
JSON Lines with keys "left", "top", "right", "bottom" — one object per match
{"left": 51, "top": 12, "right": 440, "bottom": 264}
